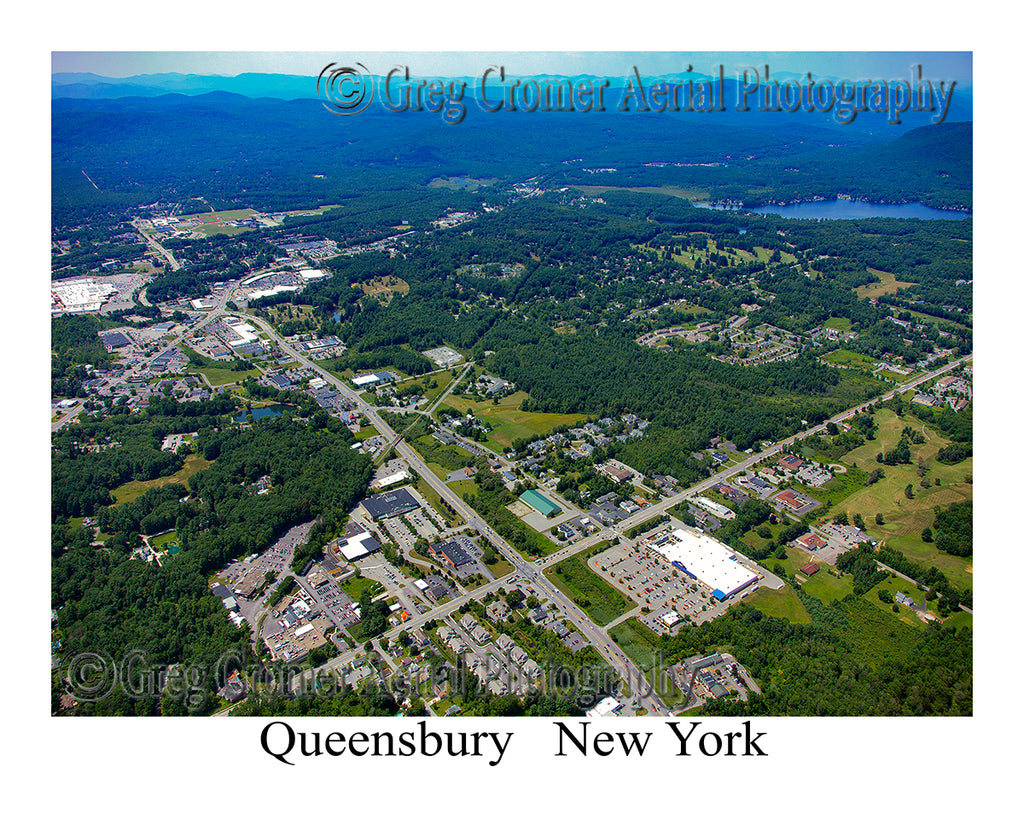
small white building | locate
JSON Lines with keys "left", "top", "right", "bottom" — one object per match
{"left": 586, "top": 697, "right": 624, "bottom": 717}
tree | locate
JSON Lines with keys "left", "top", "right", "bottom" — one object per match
{"left": 921, "top": 527, "right": 933, "bottom": 542}
{"left": 904, "top": 484, "right": 914, "bottom": 500}
{"left": 875, "top": 512, "right": 885, "bottom": 525}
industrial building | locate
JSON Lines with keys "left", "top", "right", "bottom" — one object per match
{"left": 422, "top": 346, "right": 464, "bottom": 367}
{"left": 648, "top": 528, "right": 758, "bottom": 600}
{"left": 519, "top": 489, "right": 562, "bottom": 518}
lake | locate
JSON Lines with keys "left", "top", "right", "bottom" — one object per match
{"left": 235, "top": 404, "right": 293, "bottom": 423}
{"left": 694, "top": 199, "right": 970, "bottom": 220}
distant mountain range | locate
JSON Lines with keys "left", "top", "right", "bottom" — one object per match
{"left": 51, "top": 70, "right": 971, "bottom": 135}
{"left": 51, "top": 71, "right": 317, "bottom": 100}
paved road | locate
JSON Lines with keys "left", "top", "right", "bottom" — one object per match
{"left": 133, "top": 219, "right": 182, "bottom": 271}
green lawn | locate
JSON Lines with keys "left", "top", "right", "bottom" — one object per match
{"left": 822, "top": 316, "right": 853, "bottom": 332}
{"left": 341, "top": 576, "right": 384, "bottom": 601}
{"left": 821, "top": 349, "right": 879, "bottom": 370}
{"left": 745, "top": 585, "right": 811, "bottom": 624}
{"left": 485, "top": 555, "right": 516, "bottom": 579}
{"left": 149, "top": 531, "right": 178, "bottom": 548}
{"left": 799, "top": 569, "right": 854, "bottom": 604}
{"left": 545, "top": 545, "right": 634, "bottom": 627}
{"left": 448, "top": 478, "right": 478, "bottom": 501}
{"left": 191, "top": 365, "right": 260, "bottom": 387}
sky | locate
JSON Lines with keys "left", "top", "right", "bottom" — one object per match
{"left": 51, "top": 51, "right": 973, "bottom": 86}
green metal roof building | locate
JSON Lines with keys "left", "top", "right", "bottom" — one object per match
{"left": 520, "top": 489, "right": 562, "bottom": 518}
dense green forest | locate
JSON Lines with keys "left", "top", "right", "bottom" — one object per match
{"left": 657, "top": 599, "right": 971, "bottom": 716}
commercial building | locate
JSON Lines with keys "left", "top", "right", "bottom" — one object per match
{"left": 586, "top": 697, "right": 624, "bottom": 717}
{"left": 648, "top": 528, "right": 758, "bottom": 600}
{"left": 51, "top": 277, "right": 116, "bottom": 314}
{"left": 692, "top": 495, "right": 736, "bottom": 520}
{"left": 430, "top": 538, "right": 473, "bottom": 569}
{"left": 337, "top": 531, "right": 382, "bottom": 561}
{"left": 519, "top": 489, "right": 562, "bottom": 518}
{"left": 361, "top": 487, "right": 420, "bottom": 520}
{"left": 375, "top": 470, "right": 410, "bottom": 489}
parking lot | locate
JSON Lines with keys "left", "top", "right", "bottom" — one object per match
{"left": 590, "top": 531, "right": 759, "bottom": 633}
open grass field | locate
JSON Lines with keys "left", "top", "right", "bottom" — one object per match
{"left": 608, "top": 618, "right": 663, "bottom": 669}
{"left": 402, "top": 370, "right": 453, "bottom": 407}
{"left": 854, "top": 268, "right": 916, "bottom": 299}
{"left": 798, "top": 568, "right": 855, "bottom": 604}
{"left": 864, "top": 574, "right": 937, "bottom": 628}
{"left": 355, "top": 276, "right": 408, "bottom": 304}
{"left": 110, "top": 453, "right": 212, "bottom": 506}
{"left": 265, "top": 303, "right": 315, "bottom": 324}
{"left": 545, "top": 545, "right": 633, "bottom": 627}
{"left": 188, "top": 208, "right": 260, "bottom": 237}
{"left": 415, "top": 476, "right": 464, "bottom": 527}
{"left": 745, "top": 584, "right": 811, "bottom": 624}
{"left": 486, "top": 555, "right": 516, "bottom": 579}
{"left": 447, "top": 478, "right": 478, "bottom": 501}
{"left": 440, "top": 391, "right": 589, "bottom": 451}
{"left": 821, "top": 348, "right": 879, "bottom": 370}
{"left": 190, "top": 364, "right": 260, "bottom": 387}
{"left": 822, "top": 316, "right": 853, "bottom": 332}
{"left": 800, "top": 465, "right": 870, "bottom": 508}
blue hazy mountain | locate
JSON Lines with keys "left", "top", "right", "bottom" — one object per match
{"left": 51, "top": 71, "right": 317, "bottom": 100}
{"left": 51, "top": 70, "right": 971, "bottom": 134}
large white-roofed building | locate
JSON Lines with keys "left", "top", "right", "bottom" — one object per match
{"left": 649, "top": 528, "right": 757, "bottom": 601}
{"left": 338, "top": 531, "right": 382, "bottom": 561}
{"left": 51, "top": 277, "right": 116, "bottom": 314}
{"left": 692, "top": 495, "right": 736, "bottom": 520}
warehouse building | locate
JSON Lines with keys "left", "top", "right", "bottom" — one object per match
{"left": 649, "top": 528, "right": 758, "bottom": 600}
{"left": 519, "top": 489, "right": 562, "bottom": 518}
